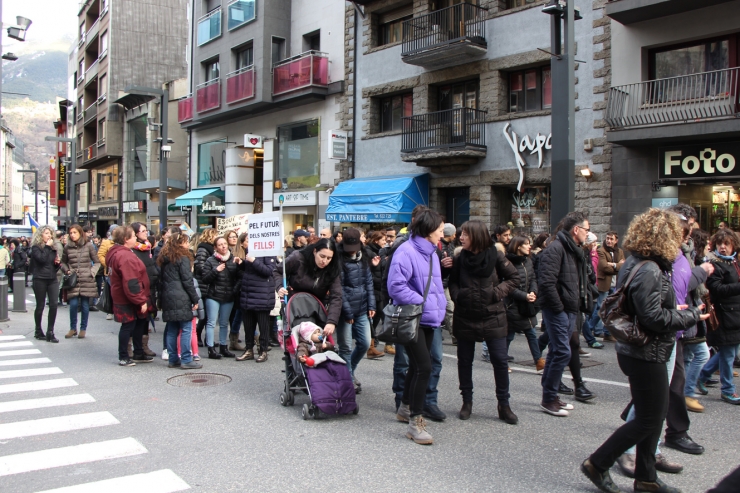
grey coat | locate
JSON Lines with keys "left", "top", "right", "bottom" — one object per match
{"left": 61, "top": 241, "right": 100, "bottom": 299}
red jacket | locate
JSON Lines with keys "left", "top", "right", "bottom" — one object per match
{"left": 106, "top": 244, "right": 150, "bottom": 323}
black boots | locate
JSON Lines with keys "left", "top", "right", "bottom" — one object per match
{"left": 207, "top": 346, "right": 222, "bottom": 359}
{"left": 498, "top": 404, "right": 519, "bottom": 425}
{"left": 34, "top": 328, "right": 45, "bottom": 340}
{"left": 45, "top": 329, "right": 59, "bottom": 343}
{"left": 196, "top": 325, "right": 204, "bottom": 347}
{"left": 219, "top": 344, "right": 235, "bottom": 358}
{"left": 575, "top": 380, "right": 595, "bottom": 402}
{"left": 459, "top": 401, "right": 472, "bottom": 420}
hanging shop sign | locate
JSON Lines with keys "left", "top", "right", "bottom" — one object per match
{"left": 659, "top": 142, "right": 740, "bottom": 180}
{"left": 243, "top": 134, "right": 263, "bottom": 148}
{"left": 503, "top": 123, "right": 552, "bottom": 192}
{"left": 328, "top": 130, "right": 348, "bottom": 160}
{"left": 57, "top": 157, "right": 67, "bottom": 205}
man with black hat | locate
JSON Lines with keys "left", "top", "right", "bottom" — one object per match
{"left": 285, "top": 229, "right": 309, "bottom": 258}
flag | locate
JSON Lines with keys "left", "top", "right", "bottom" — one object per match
{"left": 27, "top": 213, "right": 40, "bottom": 233}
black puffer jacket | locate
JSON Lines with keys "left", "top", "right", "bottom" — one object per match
{"left": 505, "top": 253, "right": 539, "bottom": 332}
{"left": 194, "top": 242, "right": 214, "bottom": 295}
{"left": 616, "top": 254, "right": 701, "bottom": 363}
{"left": 240, "top": 256, "right": 277, "bottom": 311}
{"left": 159, "top": 256, "right": 199, "bottom": 322}
{"left": 366, "top": 243, "right": 386, "bottom": 312}
{"left": 201, "top": 253, "right": 240, "bottom": 303}
{"left": 449, "top": 246, "right": 519, "bottom": 341}
{"left": 12, "top": 247, "right": 27, "bottom": 270}
{"left": 537, "top": 231, "right": 581, "bottom": 314}
{"left": 339, "top": 245, "right": 375, "bottom": 320}
{"left": 131, "top": 242, "right": 159, "bottom": 310}
{"left": 705, "top": 256, "right": 740, "bottom": 347}
{"left": 30, "top": 244, "right": 58, "bottom": 280}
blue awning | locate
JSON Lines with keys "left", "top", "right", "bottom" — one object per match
{"left": 326, "top": 174, "right": 429, "bottom": 224}
{"left": 175, "top": 187, "right": 223, "bottom": 207}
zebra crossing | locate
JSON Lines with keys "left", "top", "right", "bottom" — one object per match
{"left": 0, "top": 334, "right": 190, "bottom": 492}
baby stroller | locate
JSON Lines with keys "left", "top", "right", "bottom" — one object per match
{"left": 279, "top": 292, "right": 358, "bottom": 420}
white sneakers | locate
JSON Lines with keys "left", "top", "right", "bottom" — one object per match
{"left": 162, "top": 349, "right": 169, "bottom": 360}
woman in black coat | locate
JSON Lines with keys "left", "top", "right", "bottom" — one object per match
{"left": 449, "top": 220, "right": 519, "bottom": 424}
{"left": 130, "top": 222, "right": 159, "bottom": 356}
{"left": 158, "top": 232, "right": 202, "bottom": 369}
{"left": 30, "top": 226, "right": 61, "bottom": 343}
{"left": 365, "top": 231, "right": 388, "bottom": 357}
{"left": 193, "top": 228, "right": 218, "bottom": 347}
{"left": 236, "top": 246, "right": 277, "bottom": 362}
{"left": 201, "top": 235, "right": 242, "bottom": 359}
{"left": 505, "top": 236, "right": 544, "bottom": 370}
{"left": 582, "top": 209, "right": 707, "bottom": 493}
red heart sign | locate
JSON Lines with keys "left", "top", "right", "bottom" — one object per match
{"left": 250, "top": 138, "right": 259, "bottom": 145}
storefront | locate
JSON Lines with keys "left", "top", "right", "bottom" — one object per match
{"left": 94, "top": 206, "right": 119, "bottom": 237}
{"left": 274, "top": 190, "right": 317, "bottom": 236}
{"left": 122, "top": 200, "right": 147, "bottom": 228}
{"left": 175, "top": 187, "right": 225, "bottom": 232}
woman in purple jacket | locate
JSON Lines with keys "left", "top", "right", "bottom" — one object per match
{"left": 387, "top": 210, "right": 447, "bottom": 445}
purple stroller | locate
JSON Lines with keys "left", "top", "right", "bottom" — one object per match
{"left": 279, "top": 292, "right": 358, "bottom": 419}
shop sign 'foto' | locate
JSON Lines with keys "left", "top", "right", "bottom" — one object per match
{"left": 659, "top": 142, "right": 740, "bottom": 180}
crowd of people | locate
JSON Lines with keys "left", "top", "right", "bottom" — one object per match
{"left": 8, "top": 201, "right": 740, "bottom": 492}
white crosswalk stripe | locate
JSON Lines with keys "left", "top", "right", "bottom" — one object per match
{"left": 0, "top": 378, "right": 78, "bottom": 394}
{"left": 0, "top": 349, "right": 42, "bottom": 357}
{"left": 35, "top": 469, "right": 190, "bottom": 493}
{"left": 0, "top": 357, "right": 52, "bottom": 367}
{"left": 0, "top": 335, "right": 25, "bottom": 341}
{"left": 0, "top": 367, "right": 63, "bottom": 379}
{"left": 0, "top": 411, "right": 119, "bottom": 440}
{"left": 0, "top": 393, "right": 95, "bottom": 413}
{"left": 0, "top": 341, "right": 33, "bottom": 348}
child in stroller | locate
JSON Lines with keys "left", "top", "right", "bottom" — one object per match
{"left": 279, "top": 293, "right": 358, "bottom": 419}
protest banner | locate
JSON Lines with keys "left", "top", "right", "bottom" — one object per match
{"left": 217, "top": 213, "right": 250, "bottom": 235}
{"left": 247, "top": 212, "right": 283, "bottom": 257}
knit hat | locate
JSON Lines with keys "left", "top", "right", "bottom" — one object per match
{"left": 298, "top": 322, "right": 322, "bottom": 344}
{"left": 443, "top": 223, "right": 456, "bottom": 237}
{"left": 586, "top": 232, "right": 598, "bottom": 244}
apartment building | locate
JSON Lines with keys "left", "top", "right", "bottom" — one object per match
{"left": 0, "top": 124, "right": 24, "bottom": 224}
{"left": 336, "top": 0, "right": 613, "bottom": 235}
{"left": 179, "top": 0, "right": 347, "bottom": 233}
{"left": 604, "top": 0, "right": 740, "bottom": 235}
{"left": 73, "top": 0, "right": 189, "bottom": 235}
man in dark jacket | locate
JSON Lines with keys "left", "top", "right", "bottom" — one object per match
{"left": 285, "top": 229, "right": 309, "bottom": 257}
{"left": 537, "top": 211, "right": 590, "bottom": 416}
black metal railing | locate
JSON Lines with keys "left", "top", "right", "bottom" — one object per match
{"left": 606, "top": 67, "right": 740, "bottom": 128}
{"left": 401, "top": 3, "right": 487, "bottom": 57}
{"left": 401, "top": 107, "right": 487, "bottom": 152}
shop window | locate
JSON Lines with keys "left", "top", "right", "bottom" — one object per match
{"left": 377, "top": 5, "right": 412, "bottom": 47}
{"left": 510, "top": 186, "right": 550, "bottom": 235}
{"left": 380, "top": 92, "right": 413, "bottom": 132}
{"left": 438, "top": 79, "right": 479, "bottom": 110}
{"left": 277, "top": 120, "right": 320, "bottom": 190}
{"left": 197, "top": 139, "right": 227, "bottom": 187}
{"left": 509, "top": 66, "right": 551, "bottom": 113}
{"left": 91, "top": 163, "right": 118, "bottom": 203}
{"left": 197, "top": 189, "right": 226, "bottom": 232}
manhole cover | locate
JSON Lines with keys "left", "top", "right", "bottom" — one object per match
{"left": 167, "top": 373, "right": 232, "bottom": 388}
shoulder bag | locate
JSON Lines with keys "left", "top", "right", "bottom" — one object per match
{"left": 96, "top": 277, "right": 114, "bottom": 314}
{"left": 61, "top": 246, "right": 80, "bottom": 290}
{"left": 377, "top": 256, "right": 434, "bottom": 345}
{"left": 599, "top": 260, "right": 652, "bottom": 347}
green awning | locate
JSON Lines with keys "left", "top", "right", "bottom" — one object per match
{"left": 175, "top": 187, "right": 223, "bottom": 207}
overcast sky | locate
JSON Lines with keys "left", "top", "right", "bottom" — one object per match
{"left": 2, "top": 0, "right": 78, "bottom": 53}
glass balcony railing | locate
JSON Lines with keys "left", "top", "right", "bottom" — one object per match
{"left": 227, "top": 0, "right": 256, "bottom": 30}
{"left": 226, "top": 66, "right": 255, "bottom": 103}
{"left": 84, "top": 102, "right": 98, "bottom": 124}
{"left": 197, "top": 8, "right": 222, "bottom": 46}
{"left": 196, "top": 79, "right": 221, "bottom": 113}
{"left": 178, "top": 96, "right": 193, "bottom": 123}
{"left": 272, "top": 51, "right": 329, "bottom": 96}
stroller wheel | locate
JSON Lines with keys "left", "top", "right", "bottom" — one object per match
{"left": 302, "top": 403, "right": 312, "bottom": 420}
{"left": 288, "top": 391, "right": 296, "bottom": 406}
{"left": 353, "top": 404, "right": 359, "bottom": 415}
{"left": 279, "top": 392, "right": 289, "bottom": 407}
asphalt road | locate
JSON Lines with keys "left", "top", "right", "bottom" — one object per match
{"left": 0, "top": 301, "right": 738, "bottom": 493}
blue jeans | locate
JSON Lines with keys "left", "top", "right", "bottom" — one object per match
{"left": 393, "top": 326, "right": 442, "bottom": 409}
{"left": 165, "top": 320, "right": 193, "bottom": 365}
{"left": 68, "top": 296, "right": 90, "bottom": 331}
{"left": 541, "top": 308, "right": 577, "bottom": 402}
{"left": 231, "top": 306, "right": 242, "bottom": 335}
{"left": 582, "top": 290, "right": 609, "bottom": 342}
{"left": 700, "top": 344, "right": 739, "bottom": 395}
{"left": 506, "top": 326, "right": 542, "bottom": 363}
{"left": 683, "top": 341, "right": 710, "bottom": 397}
{"left": 337, "top": 314, "right": 371, "bottom": 378}
{"left": 205, "top": 298, "right": 234, "bottom": 347}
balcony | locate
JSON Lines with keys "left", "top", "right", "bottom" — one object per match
{"left": 226, "top": 66, "right": 255, "bottom": 104}
{"left": 196, "top": 79, "right": 221, "bottom": 113}
{"left": 84, "top": 102, "right": 98, "bottom": 124}
{"left": 606, "top": 0, "right": 737, "bottom": 25}
{"left": 178, "top": 96, "right": 193, "bottom": 123}
{"left": 85, "top": 59, "right": 99, "bottom": 85}
{"left": 227, "top": 0, "right": 256, "bottom": 31}
{"left": 84, "top": 144, "right": 97, "bottom": 163}
{"left": 401, "top": 107, "right": 487, "bottom": 168}
{"left": 85, "top": 18, "right": 100, "bottom": 48}
{"left": 401, "top": 3, "right": 487, "bottom": 70}
{"left": 273, "top": 51, "right": 329, "bottom": 97}
{"left": 197, "top": 8, "right": 221, "bottom": 46}
{"left": 97, "top": 137, "right": 106, "bottom": 148}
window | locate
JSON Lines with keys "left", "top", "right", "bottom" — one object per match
{"left": 79, "top": 59, "right": 84, "bottom": 76}
{"left": 97, "top": 118, "right": 106, "bottom": 145}
{"left": 73, "top": 71, "right": 78, "bottom": 89}
{"left": 509, "top": 66, "right": 551, "bottom": 113}
{"left": 99, "top": 74, "right": 107, "bottom": 98}
{"left": 100, "top": 31, "right": 108, "bottom": 54}
{"left": 235, "top": 45, "right": 253, "bottom": 69}
{"left": 277, "top": 120, "right": 320, "bottom": 190}
{"left": 380, "top": 93, "right": 413, "bottom": 132}
{"left": 650, "top": 36, "right": 738, "bottom": 79}
{"left": 271, "top": 37, "right": 285, "bottom": 64}
{"left": 80, "top": 22, "right": 85, "bottom": 38}
{"left": 91, "top": 163, "right": 118, "bottom": 203}
{"left": 205, "top": 60, "right": 220, "bottom": 81}
{"left": 304, "top": 31, "right": 320, "bottom": 52}
{"left": 228, "top": 0, "right": 256, "bottom": 30}
{"left": 78, "top": 96, "right": 84, "bottom": 115}
{"left": 197, "top": 140, "right": 227, "bottom": 187}
{"left": 438, "top": 80, "right": 479, "bottom": 110}
{"left": 506, "top": 0, "right": 537, "bottom": 8}
{"left": 378, "top": 5, "right": 412, "bottom": 46}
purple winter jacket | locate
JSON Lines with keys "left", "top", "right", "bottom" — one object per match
{"left": 387, "top": 234, "right": 446, "bottom": 328}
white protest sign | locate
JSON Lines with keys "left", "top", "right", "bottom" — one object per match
{"left": 217, "top": 213, "right": 250, "bottom": 235}
{"left": 247, "top": 212, "right": 283, "bottom": 257}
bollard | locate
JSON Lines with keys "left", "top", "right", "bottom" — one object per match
{"left": 0, "top": 276, "right": 8, "bottom": 322}
{"left": 12, "top": 273, "right": 27, "bottom": 313}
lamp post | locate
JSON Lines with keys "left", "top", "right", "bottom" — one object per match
{"left": 0, "top": 1, "right": 32, "bottom": 118}
{"left": 122, "top": 85, "right": 170, "bottom": 231}
{"left": 38, "top": 189, "right": 49, "bottom": 225}
{"left": 45, "top": 136, "right": 77, "bottom": 224}
{"left": 17, "top": 169, "right": 37, "bottom": 222}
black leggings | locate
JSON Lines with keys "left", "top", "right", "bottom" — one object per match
{"left": 402, "top": 325, "right": 434, "bottom": 417}
{"left": 457, "top": 336, "right": 510, "bottom": 405}
{"left": 33, "top": 278, "right": 59, "bottom": 332}
{"left": 243, "top": 309, "right": 270, "bottom": 353}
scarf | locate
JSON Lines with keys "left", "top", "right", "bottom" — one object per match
{"left": 459, "top": 246, "right": 496, "bottom": 278}
{"left": 214, "top": 251, "right": 231, "bottom": 262}
{"left": 604, "top": 244, "right": 616, "bottom": 254}
{"left": 134, "top": 240, "right": 152, "bottom": 258}
{"left": 714, "top": 250, "right": 737, "bottom": 261}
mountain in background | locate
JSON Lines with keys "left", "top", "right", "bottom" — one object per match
{"left": 3, "top": 50, "right": 69, "bottom": 104}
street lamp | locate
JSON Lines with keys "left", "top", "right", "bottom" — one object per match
{"left": 17, "top": 169, "right": 38, "bottom": 223}
{"left": 45, "top": 137, "right": 77, "bottom": 224}
{"left": 0, "top": 4, "right": 32, "bottom": 117}
{"left": 123, "top": 85, "right": 170, "bottom": 231}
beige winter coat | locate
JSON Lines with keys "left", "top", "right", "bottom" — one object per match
{"left": 61, "top": 241, "right": 101, "bottom": 299}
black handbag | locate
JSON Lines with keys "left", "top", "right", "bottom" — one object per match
{"left": 96, "top": 279, "right": 114, "bottom": 314}
{"left": 377, "top": 257, "right": 434, "bottom": 345}
{"left": 599, "top": 260, "right": 652, "bottom": 347}
{"left": 61, "top": 272, "right": 78, "bottom": 290}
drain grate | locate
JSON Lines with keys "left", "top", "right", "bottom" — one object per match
{"left": 167, "top": 373, "right": 232, "bottom": 388}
